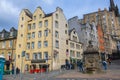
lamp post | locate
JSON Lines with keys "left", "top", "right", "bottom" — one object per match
{"left": 46, "top": 56, "right": 48, "bottom": 73}
{"left": 20, "top": 51, "right": 25, "bottom": 80}
{"left": 117, "top": 42, "right": 120, "bottom": 58}
{"left": 46, "top": 56, "right": 51, "bottom": 73}
{"left": 14, "top": 54, "right": 16, "bottom": 78}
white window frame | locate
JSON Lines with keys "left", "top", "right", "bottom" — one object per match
{"left": 38, "top": 52, "right": 42, "bottom": 59}
{"left": 44, "top": 30, "right": 48, "bottom": 37}
{"left": 28, "top": 24, "right": 31, "bottom": 30}
{"left": 2, "top": 41, "right": 6, "bottom": 48}
{"left": 44, "top": 52, "right": 48, "bottom": 59}
{"left": 27, "top": 33, "right": 31, "bottom": 39}
{"left": 27, "top": 43, "right": 30, "bottom": 49}
{"left": 32, "top": 32, "right": 35, "bottom": 38}
{"left": 44, "top": 41, "right": 48, "bottom": 47}
{"left": 31, "top": 42, "right": 35, "bottom": 49}
{"left": 9, "top": 40, "right": 13, "bottom": 48}
{"left": 55, "top": 40, "right": 59, "bottom": 48}
{"left": 55, "top": 31, "right": 59, "bottom": 38}
{"left": 26, "top": 53, "right": 29, "bottom": 60}
{"left": 38, "top": 41, "right": 41, "bottom": 48}
{"left": 45, "top": 20, "right": 48, "bottom": 27}
{"left": 33, "top": 53, "right": 37, "bottom": 60}
{"left": 38, "top": 31, "right": 42, "bottom": 38}
{"left": 39, "top": 21, "right": 42, "bottom": 27}
{"left": 55, "top": 21, "right": 58, "bottom": 28}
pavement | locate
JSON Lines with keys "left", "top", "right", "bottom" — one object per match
{"left": 54, "top": 59, "right": 120, "bottom": 80}
{"left": 3, "top": 59, "right": 120, "bottom": 80}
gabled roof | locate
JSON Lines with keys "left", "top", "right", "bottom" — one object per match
{"left": 10, "top": 27, "right": 17, "bottom": 31}
{"left": 44, "top": 13, "right": 53, "bottom": 18}
{"left": 1, "top": 29, "right": 9, "bottom": 33}
{"left": 69, "top": 28, "right": 75, "bottom": 35}
{"left": 23, "top": 9, "right": 32, "bottom": 18}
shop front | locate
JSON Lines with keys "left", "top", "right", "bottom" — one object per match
{"left": 30, "top": 59, "right": 49, "bottom": 74}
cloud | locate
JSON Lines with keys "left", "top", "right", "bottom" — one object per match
{"left": 0, "top": 0, "right": 20, "bottom": 16}
{"left": 0, "top": 0, "right": 20, "bottom": 30}
{"left": 42, "top": 0, "right": 54, "bottom": 5}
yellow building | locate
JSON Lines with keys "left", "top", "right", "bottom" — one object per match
{"left": 0, "top": 27, "right": 17, "bottom": 71}
{"left": 67, "top": 28, "right": 83, "bottom": 63}
{"left": 16, "top": 7, "right": 68, "bottom": 73}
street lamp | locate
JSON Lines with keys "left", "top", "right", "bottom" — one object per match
{"left": 13, "top": 54, "right": 16, "bottom": 78}
{"left": 20, "top": 51, "right": 25, "bottom": 80}
{"left": 117, "top": 42, "right": 120, "bottom": 58}
{"left": 46, "top": 56, "right": 51, "bottom": 73}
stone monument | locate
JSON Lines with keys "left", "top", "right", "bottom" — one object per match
{"left": 84, "top": 41, "right": 101, "bottom": 73}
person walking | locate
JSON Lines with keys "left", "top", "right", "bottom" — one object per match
{"left": 107, "top": 58, "right": 111, "bottom": 65}
{"left": 102, "top": 61, "right": 107, "bottom": 70}
{"left": 78, "top": 60, "right": 84, "bottom": 72}
{"left": 16, "top": 67, "right": 20, "bottom": 74}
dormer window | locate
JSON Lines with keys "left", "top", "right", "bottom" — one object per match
{"left": 10, "top": 32, "right": 13, "bottom": 36}
{"left": 39, "top": 14, "right": 42, "bottom": 18}
{"left": 33, "top": 16, "right": 36, "bottom": 20}
{"left": 1, "top": 33, "right": 4, "bottom": 38}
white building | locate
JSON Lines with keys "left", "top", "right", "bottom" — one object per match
{"left": 68, "top": 17, "right": 98, "bottom": 51}
{"left": 67, "top": 28, "right": 83, "bottom": 62}
{"left": 80, "top": 22, "right": 98, "bottom": 51}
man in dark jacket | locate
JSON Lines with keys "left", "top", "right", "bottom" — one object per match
{"left": 78, "top": 60, "right": 84, "bottom": 72}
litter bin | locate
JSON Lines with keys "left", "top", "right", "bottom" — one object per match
{"left": 0, "top": 55, "right": 5, "bottom": 80}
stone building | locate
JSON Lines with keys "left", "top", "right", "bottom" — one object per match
{"left": 80, "top": 22, "right": 98, "bottom": 51}
{"left": 67, "top": 28, "right": 83, "bottom": 63}
{"left": 0, "top": 27, "right": 17, "bottom": 71}
{"left": 79, "top": 0, "right": 120, "bottom": 57}
{"left": 16, "top": 7, "right": 68, "bottom": 72}
{"left": 68, "top": 17, "right": 98, "bottom": 51}
{"left": 97, "top": 24, "right": 105, "bottom": 60}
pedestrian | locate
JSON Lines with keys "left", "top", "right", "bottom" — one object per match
{"left": 102, "top": 61, "right": 107, "bottom": 70}
{"left": 65, "top": 59, "right": 69, "bottom": 70}
{"left": 77, "top": 61, "right": 79, "bottom": 71}
{"left": 78, "top": 60, "right": 84, "bottom": 72}
{"left": 107, "top": 58, "right": 111, "bottom": 65}
{"left": 16, "top": 67, "right": 20, "bottom": 74}
{"left": 11, "top": 66, "right": 14, "bottom": 74}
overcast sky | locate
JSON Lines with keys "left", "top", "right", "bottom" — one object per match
{"left": 0, "top": 0, "right": 120, "bottom": 31}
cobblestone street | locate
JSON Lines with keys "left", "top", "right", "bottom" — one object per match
{"left": 3, "top": 60, "right": 120, "bottom": 80}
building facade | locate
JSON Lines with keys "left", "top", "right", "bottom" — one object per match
{"left": 16, "top": 7, "right": 68, "bottom": 72}
{"left": 67, "top": 28, "right": 83, "bottom": 63}
{"left": 79, "top": 0, "right": 120, "bottom": 56}
{"left": 0, "top": 27, "right": 17, "bottom": 71}
{"left": 68, "top": 17, "right": 98, "bottom": 51}
{"left": 80, "top": 22, "right": 98, "bottom": 51}
{"left": 97, "top": 24, "right": 105, "bottom": 60}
